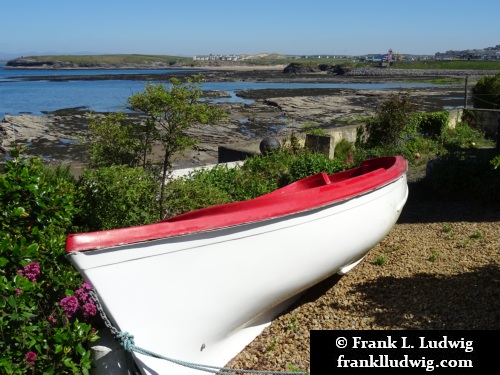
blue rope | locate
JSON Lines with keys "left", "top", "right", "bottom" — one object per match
{"left": 89, "top": 289, "right": 307, "bottom": 375}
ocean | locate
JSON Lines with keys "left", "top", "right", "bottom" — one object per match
{"left": 0, "top": 63, "right": 439, "bottom": 119}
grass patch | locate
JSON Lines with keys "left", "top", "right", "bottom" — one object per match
{"left": 428, "top": 250, "right": 439, "bottom": 262}
{"left": 391, "top": 60, "right": 500, "bottom": 70}
{"left": 374, "top": 255, "right": 388, "bottom": 266}
{"left": 426, "top": 77, "right": 466, "bottom": 84}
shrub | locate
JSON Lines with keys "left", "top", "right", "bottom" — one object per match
{"left": 441, "top": 122, "right": 489, "bottom": 150}
{"left": 127, "top": 78, "right": 227, "bottom": 218}
{"left": 86, "top": 112, "right": 146, "bottom": 168}
{"left": 302, "top": 121, "right": 326, "bottom": 136}
{"left": 491, "top": 155, "right": 500, "bottom": 170}
{"left": 0, "top": 151, "right": 98, "bottom": 374}
{"left": 0, "top": 154, "right": 78, "bottom": 241}
{"left": 239, "top": 150, "right": 296, "bottom": 192}
{"left": 164, "top": 153, "right": 288, "bottom": 217}
{"left": 411, "top": 111, "right": 450, "bottom": 139}
{"left": 283, "top": 152, "right": 348, "bottom": 185}
{"left": 424, "top": 149, "right": 500, "bottom": 201}
{"left": 472, "top": 72, "right": 500, "bottom": 109}
{"left": 76, "top": 165, "right": 159, "bottom": 230}
{"left": 163, "top": 150, "right": 352, "bottom": 217}
{"left": 334, "top": 139, "right": 356, "bottom": 162}
{"left": 353, "top": 144, "right": 400, "bottom": 163}
{"left": 163, "top": 166, "right": 236, "bottom": 217}
{"left": 364, "top": 92, "right": 417, "bottom": 148}
{"left": 357, "top": 107, "right": 494, "bottom": 164}
{"left": 400, "top": 134, "right": 441, "bottom": 160}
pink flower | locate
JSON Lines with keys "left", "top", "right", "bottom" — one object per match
{"left": 344, "top": 153, "right": 354, "bottom": 166}
{"left": 48, "top": 315, "right": 57, "bottom": 324}
{"left": 18, "top": 262, "right": 40, "bottom": 282}
{"left": 82, "top": 301, "right": 97, "bottom": 319}
{"left": 75, "top": 282, "right": 92, "bottom": 302}
{"left": 60, "top": 295, "right": 79, "bottom": 318}
{"left": 15, "top": 288, "right": 23, "bottom": 295}
{"left": 75, "top": 288, "right": 88, "bottom": 302}
{"left": 25, "top": 351, "right": 36, "bottom": 366}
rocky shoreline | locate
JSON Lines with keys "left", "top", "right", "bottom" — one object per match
{"left": 1, "top": 66, "right": 471, "bottom": 174}
{"left": 1, "top": 84, "right": 464, "bottom": 176}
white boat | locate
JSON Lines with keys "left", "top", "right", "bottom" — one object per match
{"left": 66, "top": 155, "right": 408, "bottom": 375}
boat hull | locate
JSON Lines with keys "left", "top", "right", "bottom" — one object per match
{"left": 68, "top": 167, "right": 408, "bottom": 375}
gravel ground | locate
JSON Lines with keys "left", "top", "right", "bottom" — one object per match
{"left": 226, "top": 184, "right": 500, "bottom": 374}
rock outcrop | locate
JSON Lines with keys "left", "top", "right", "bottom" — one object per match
{"left": 283, "top": 63, "right": 321, "bottom": 74}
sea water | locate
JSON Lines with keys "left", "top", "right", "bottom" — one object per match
{"left": 0, "top": 63, "right": 440, "bottom": 119}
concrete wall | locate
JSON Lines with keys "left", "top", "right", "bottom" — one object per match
{"left": 217, "top": 125, "right": 361, "bottom": 162}
{"left": 218, "top": 144, "right": 260, "bottom": 163}
{"left": 448, "top": 109, "right": 462, "bottom": 129}
{"left": 304, "top": 134, "right": 334, "bottom": 158}
{"left": 217, "top": 108, "right": 500, "bottom": 163}
{"left": 461, "top": 108, "right": 500, "bottom": 147}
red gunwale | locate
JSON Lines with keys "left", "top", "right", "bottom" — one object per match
{"left": 66, "top": 156, "right": 407, "bottom": 252}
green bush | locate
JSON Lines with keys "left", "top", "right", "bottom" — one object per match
{"left": 411, "top": 111, "right": 450, "bottom": 139}
{"left": 0, "top": 152, "right": 98, "bottom": 374}
{"left": 162, "top": 150, "right": 351, "bottom": 217}
{"left": 302, "top": 121, "right": 327, "bottom": 136}
{"left": 86, "top": 112, "right": 147, "bottom": 168}
{"left": 76, "top": 165, "right": 159, "bottom": 230}
{"left": 282, "top": 152, "right": 348, "bottom": 185}
{"left": 353, "top": 144, "right": 400, "bottom": 164}
{"left": 400, "top": 134, "right": 441, "bottom": 159}
{"left": 0, "top": 156, "right": 77, "bottom": 240}
{"left": 334, "top": 139, "right": 356, "bottom": 163}
{"left": 472, "top": 72, "right": 500, "bottom": 109}
{"left": 491, "top": 155, "right": 500, "bottom": 169}
{"left": 163, "top": 153, "right": 287, "bottom": 217}
{"left": 238, "top": 150, "right": 295, "bottom": 195}
{"left": 424, "top": 149, "right": 500, "bottom": 201}
{"left": 163, "top": 166, "right": 236, "bottom": 217}
{"left": 441, "top": 122, "right": 489, "bottom": 150}
{"left": 358, "top": 106, "right": 493, "bottom": 164}
{"left": 364, "top": 92, "right": 417, "bottom": 148}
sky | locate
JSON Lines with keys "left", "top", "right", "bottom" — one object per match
{"left": 1, "top": 0, "right": 499, "bottom": 58}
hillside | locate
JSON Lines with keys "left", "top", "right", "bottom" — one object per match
{"left": 5, "top": 54, "right": 193, "bottom": 68}
{"left": 6, "top": 54, "right": 500, "bottom": 72}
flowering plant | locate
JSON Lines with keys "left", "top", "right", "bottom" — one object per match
{"left": 0, "top": 153, "right": 99, "bottom": 374}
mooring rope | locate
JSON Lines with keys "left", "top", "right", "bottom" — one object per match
{"left": 89, "top": 289, "right": 306, "bottom": 375}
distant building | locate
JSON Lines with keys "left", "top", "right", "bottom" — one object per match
{"left": 435, "top": 45, "right": 500, "bottom": 60}
{"left": 193, "top": 54, "right": 243, "bottom": 61}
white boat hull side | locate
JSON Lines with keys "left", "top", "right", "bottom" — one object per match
{"left": 69, "top": 174, "right": 407, "bottom": 375}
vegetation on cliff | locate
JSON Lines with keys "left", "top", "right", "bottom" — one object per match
{"left": 6, "top": 53, "right": 500, "bottom": 71}
{"left": 6, "top": 54, "right": 192, "bottom": 68}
